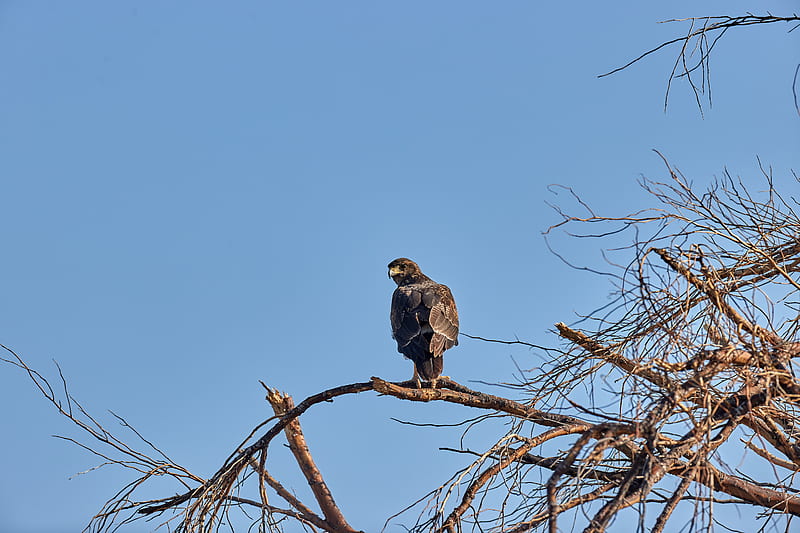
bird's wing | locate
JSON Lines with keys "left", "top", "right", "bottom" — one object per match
{"left": 391, "top": 286, "right": 422, "bottom": 349}
{"left": 426, "top": 284, "right": 459, "bottom": 356}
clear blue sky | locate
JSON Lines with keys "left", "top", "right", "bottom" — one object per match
{"left": 1, "top": 2, "right": 798, "bottom": 532}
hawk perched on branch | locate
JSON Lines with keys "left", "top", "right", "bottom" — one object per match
{"left": 388, "top": 258, "right": 459, "bottom": 386}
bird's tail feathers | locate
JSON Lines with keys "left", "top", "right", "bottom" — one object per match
{"left": 415, "top": 356, "right": 443, "bottom": 381}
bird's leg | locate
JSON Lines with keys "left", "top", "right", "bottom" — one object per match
{"left": 412, "top": 367, "right": 422, "bottom": 389}
{"left": 430, "top": 377, "right": 438, "bottom": 389}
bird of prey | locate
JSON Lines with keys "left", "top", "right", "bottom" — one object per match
{"left": 388, "top": 258, "right": 459, "bottom": 387}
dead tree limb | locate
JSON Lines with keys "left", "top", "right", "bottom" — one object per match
{"left": 265, "top": 388, "right": 360, "bottom": 533}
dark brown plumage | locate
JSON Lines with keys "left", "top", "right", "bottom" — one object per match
{"left": 388, "top": 258, "right": 459, "bottom": 384}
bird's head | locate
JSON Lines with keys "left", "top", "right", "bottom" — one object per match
{"left": 388, "top": 258, "right": 423, "bottom": 285}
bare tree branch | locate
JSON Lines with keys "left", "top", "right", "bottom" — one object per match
{"left": 265, "top": 387, "right": 360, "bottom": 533}
{"left": 599, "top": 14, "right": 800, "bottom": 112}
